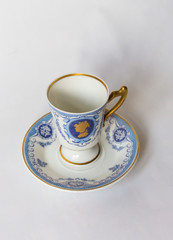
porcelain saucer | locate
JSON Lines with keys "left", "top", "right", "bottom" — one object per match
{"left": 22, "top": 113, "right": 139, "bottom": 191}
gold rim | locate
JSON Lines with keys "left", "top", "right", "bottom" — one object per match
{"left": 22, "top": 112, "right": 139, "bottom": 191}
{"left": 47, "top": 73, "right": 109, "bottom": 101}
{"left": 59, "top": 143, "right": 100, "bottom": 165}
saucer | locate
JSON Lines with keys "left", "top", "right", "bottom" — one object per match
{"left": 22, "top": 113, "right": 139, "bottom": 191}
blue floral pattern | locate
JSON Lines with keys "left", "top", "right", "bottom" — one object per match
{"left": 23, "top": 113, "right": 138, "bottom": 190}
{"left": 105, "top": 117, "right": 132, "bottom": 152}
{"left": 51, "top": 107, "right": 103, "bottom": 147}
{"left": 37, "top": 124, "right": 52, "bottom": 138}
{"left": 114, "top": 128, "right": 127, "bottom": 142}
{"left": 37, "top": 159, "right": 47, "bottom": 167}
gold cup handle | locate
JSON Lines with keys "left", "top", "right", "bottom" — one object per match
{"left": 104, "top": 86, "right": 128, "bottom": 122}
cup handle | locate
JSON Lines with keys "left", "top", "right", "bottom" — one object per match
{"left": 104, "top": 86, "right": 128, "bottom": 122}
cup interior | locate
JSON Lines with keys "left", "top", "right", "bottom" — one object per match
{"left": 47, "top": 74, "right": 108, "bottom": 113}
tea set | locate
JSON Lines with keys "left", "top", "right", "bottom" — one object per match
{"left": 22, "top": 73, "right": 139, "bottom": 191}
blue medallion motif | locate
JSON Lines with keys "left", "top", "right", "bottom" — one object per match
{"left": 105, "top": 116, "right": 131, "bottom": 151}
{"left": 63, "top": 116, "right": 99, "bottom": 144}
{"left": 51, "top": 109, "right": 102, "bottom": 146}
{"left": 38, "top": 124, "right": 52, "bottom": 138}
{"left": 113, "top": 128, "right": 127, "bottom": 142}
{"left": 69, "top": 119, "right": 94, "bottom": 139}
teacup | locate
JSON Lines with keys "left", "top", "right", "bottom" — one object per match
{"left": 47, "top": 73, "right": 127, "bottom": 165}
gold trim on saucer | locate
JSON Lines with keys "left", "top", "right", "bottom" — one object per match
{"left": 59, "top": 143, "right": 100, "bottom": 165}
{"left": 22, "top": 112, "right": 139, "bottom": 191}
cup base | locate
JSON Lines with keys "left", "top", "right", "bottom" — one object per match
{"left": 59, "top": 143, "right": 100, "bottom": 165}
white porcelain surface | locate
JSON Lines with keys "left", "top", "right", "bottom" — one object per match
{"left": 60, "top": 144, "right": 100, "bottom": 164}
{"left": 47, "top": 74, "right": 108, "bottom": 113}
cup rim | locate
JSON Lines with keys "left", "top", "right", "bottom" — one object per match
{"left": 47, "top": 73, "right": 109, "bottom": 115}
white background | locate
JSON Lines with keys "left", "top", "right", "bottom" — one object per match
{"left": 1, "top": 0, "right": 173, "bottom": 239}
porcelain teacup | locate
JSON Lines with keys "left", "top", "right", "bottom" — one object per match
{"left": 47, "top": 73, "right": 127, "bottom": 165}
